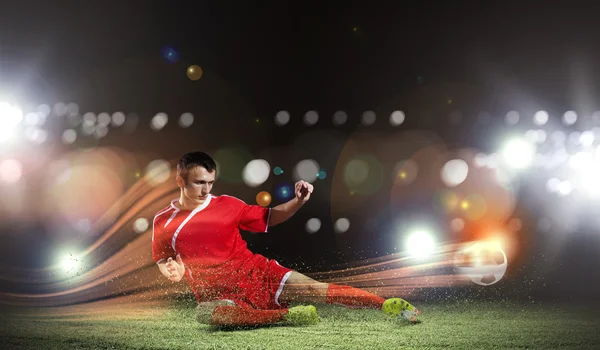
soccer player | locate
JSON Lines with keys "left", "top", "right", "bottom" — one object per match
{"left": 152, "top": 151, "right": 420, "bottom": 326}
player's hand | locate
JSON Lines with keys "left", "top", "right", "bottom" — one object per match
{"left": 166, "top": 254, "right": 185, "bottom": 282}
{"left": 295, "top": 180, "right": 313, "bottom": 203}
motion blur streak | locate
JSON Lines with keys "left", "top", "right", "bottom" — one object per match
{"left": 1, "top": 227, "right": 471, "bottom": 306}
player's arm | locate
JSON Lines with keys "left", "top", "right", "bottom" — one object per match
{"left": 152, "top": 215, "right": 184, "bottom": 282}
{"left": 157, "top": 255, "right": 185, "bottom": 282}
{"left": 269, "top": 180, "right": 313, "bottom": 226}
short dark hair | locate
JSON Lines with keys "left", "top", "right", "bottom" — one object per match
{"left": 177, "top": 151, "right": 217, "bottom": 182}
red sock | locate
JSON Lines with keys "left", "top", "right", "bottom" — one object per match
{"left": 211, "top": 306, "right": 289, "bottom": 326}
{"left": 326, "top": 284, "right": 385, "bottom": 309}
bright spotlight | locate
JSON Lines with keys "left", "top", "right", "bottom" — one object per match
{"left": 0, "top": 102, "right": 23, "bottom": 142}
{"left": 405, "top": 229, "right": 436, "bottom": 259}
{"left": 60, "top": 254, "right": 81, "bottom": 273}
{"left": 578, "top": 164, "right": 600, "bottom": 197}
{"left": 501, "top": 138, "right": 535, "bottom": 169}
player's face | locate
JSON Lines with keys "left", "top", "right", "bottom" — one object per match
{"left": 180, "top": 166, "right": 215, "bottom": 205}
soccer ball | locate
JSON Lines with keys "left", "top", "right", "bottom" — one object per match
{"left": 454, "top": 241, "right": 508, "bottom": 286}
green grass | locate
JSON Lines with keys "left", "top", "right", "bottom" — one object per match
{"left": 2, "top": 298, "right": 600, "bottom": 349}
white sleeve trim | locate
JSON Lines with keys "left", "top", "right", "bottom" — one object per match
{"left": 156, "top": 258, "right": 166, "bottom": 264}
{"left": 265, "top": 208, "right": 271, "bottom": 233}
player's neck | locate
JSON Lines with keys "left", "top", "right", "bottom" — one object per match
{"left": 177, "top": 195, "right": 207, "bottom": 211}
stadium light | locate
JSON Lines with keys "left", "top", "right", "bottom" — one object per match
{"left": 0, "top": 102, "right": 24, "bottom": 142}
{"left": 405, "top": 229, "right": 436, "bottom": 259}
{"left": 577, "top": 163, "right": 600, "bottom": 197}
{"left": 501, "top": 138, "right": 535, "bottom": 169}
{"left": 59, "top": 254, "right": 81, "bottom": 274}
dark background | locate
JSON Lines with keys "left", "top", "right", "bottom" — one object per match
{"left": 0, "top": 1, "right": 599, "bottom": 302}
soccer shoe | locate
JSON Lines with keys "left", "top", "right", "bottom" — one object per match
{"left": 381, "top": 298, "right": 421, "bottom": 323}
{"left": 284, "top": 305, "right": 319, "bottom": 326}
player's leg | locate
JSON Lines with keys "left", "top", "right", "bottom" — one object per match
{"left": 195, "top": 299, "right": 318, "bottom": 326}
{"left": 195, "top": 300, "right": 235, "bottom": 324}
{"left": 279, "top": 271, "right": 420, "bottom": 320}
{"left": 278, "top": 271, "right": 384, "bottom": 308}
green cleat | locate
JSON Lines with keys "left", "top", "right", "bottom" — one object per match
{"left": 381, "top": 298, "right": 421, "bottom": 323}
{"left": 284, "top": 305, "right": 319, "bottom": 326}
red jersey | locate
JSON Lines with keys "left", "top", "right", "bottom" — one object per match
{"left": 152, "top": 194, "right": 271, "bottom": 286}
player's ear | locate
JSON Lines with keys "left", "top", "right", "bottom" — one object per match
{"left": 176, "top": 175, "right": 185, "bottom": 188}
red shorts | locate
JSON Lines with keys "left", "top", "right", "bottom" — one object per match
{"left": 188, "top": 253, "right": 293, "bottom": 310}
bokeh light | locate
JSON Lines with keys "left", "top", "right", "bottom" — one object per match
{"left": 361, "top": 110, "right": 376, "bottom": 125}
{"left": 460, "top": 194, "right": 488, "bottom": 220}
{"left": 151, "top": 113, "right": 168, "bottom": 131}
{"left": 333, "top": 110, "right": 348, "bottom": 126}
{"left": 273, "top": 166, "right": 284, "bottom": 175}
{"left": 275, "top": 111, "right": 290, "bottom": 126}
{"left": 389, "top": 110, "right": 405, "bottom": 126}
{"left": 161, "top": 45, "right": 180, "bottom": 63}
{"left": 303, "top": 111, "right": 319, "bottom": 126}
{"left": 441, "top": 159, "right": 469, "bottom": 187}
{"left": 97, "top": 112, "right": 111, "bottom": 126}
{"left": 580, "top": 130, "right": 594, "bottom": 147}
{"left": 343, "top": 154, "right": 384, "bottom": 195}
{"left": 533, "top": 110, "right": 549, "bottom": 125}
{"left": 112, "top": 112, "right": 126, "bottom": 127}
{"left": 25, "top": 127, "right": 48, "bottom": 144}
{"left": 179, "top": 113, "right": 194, "bottom": 128}
{"left": 393, "top": 160, "right": 418, "bottom": 185}
{"left": 563, "top": 110, "right": 577, "bottom": 125}
{"left": 144, "top": 159, "right": 171, "bottom": 186}
{"left": 37, "top": 104, "right": 51, "bottom": 118}
{"left": 275, "top": 182, "right": 293, "bottom": 202}
{"left": 305, "top": 218, "right": 321, "bottom": 234}
{"left": 24, "top": 112, "right": 39, "bottom": 126}
{"left": 505, "top": 110, "right": 520, "bottom": 125}
{"left": 568, "top": 131, "right": 581, "bottom": 144}
{"left": 83, "top": 112, "right": 96, "bottom": 124}
{"left": 94, "top": 125, "right": 109, "bottom": 139}
{"left": 293, "top": 159, "right": 320, "bottom": 183}
{"left": 62, "top": 129, "right": 77, "bottom": 144}
{"left": 256, "top": 191, "right": 272, "bottom": 207}
{"left": 82, "top": 120, "right": 95, "bottom": 135}
{"left": 133, "top": 218, "right": 149, "bottom": 233}
{"left": 242, "top": 159, "right": 270, "bottom": 187}
{"left": 508, "top": 217, "right": 522, "bottom": 231}
{"left": 187, "top": 65, "right": 203, "bottom": 81}
{"left": 334, "top": 218, "right": 350, "bottom": 233}
{"left": 450, "top": 218, "right": 465, "bottom": 232}
{"left": 316, "top": 169, "right": 327, "bottom": 180}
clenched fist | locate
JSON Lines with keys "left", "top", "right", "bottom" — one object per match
{"left": 295, "top": 180, "right": 314, "bottom": 203}
{"left": 166, "top": 254, "right": 185, "bottom": 282}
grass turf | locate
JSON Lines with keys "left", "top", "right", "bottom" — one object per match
{"left": 1, "top": 298, "right": 600, "bottom": 349}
